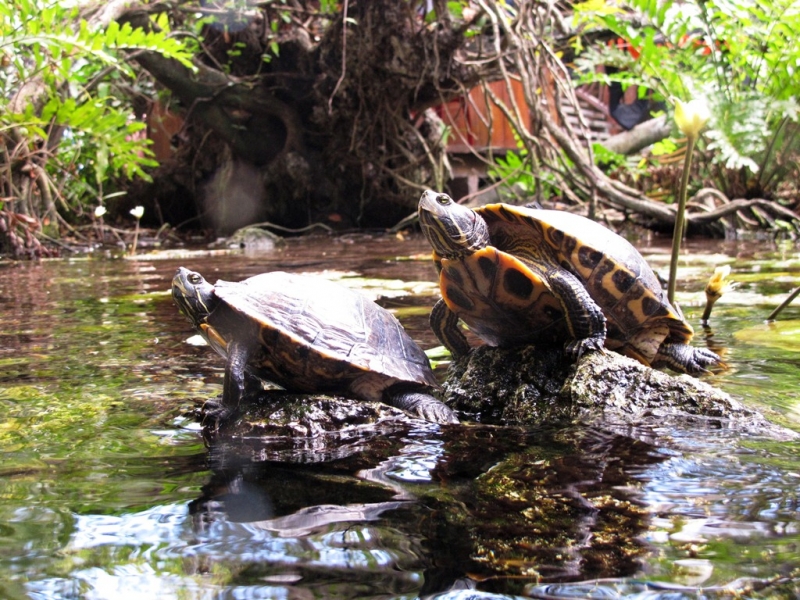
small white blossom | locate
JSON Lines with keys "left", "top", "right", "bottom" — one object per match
{"left": 673, "top": 97, "right": 711, "bottom": 138}
{"left": 130, "top": 206, "right": 145, "bottom": 219}
{"left": 706, "top": 265, "right": 733, "bottom": 301}
{"left": 94, "top": 205, "right": 107, "bottom": 218}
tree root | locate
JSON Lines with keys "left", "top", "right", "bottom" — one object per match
{"left": 0, "top": 211, "right": 59, "bottom": 258}
{"left": 686, "top": 188, "right": 800, "bottom": 236}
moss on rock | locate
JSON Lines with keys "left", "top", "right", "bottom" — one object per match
{"left": 443, "top": 346, "right": 797, "bottom": 440}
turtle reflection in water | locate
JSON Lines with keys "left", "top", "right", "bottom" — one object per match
{"left": 418, "top": 190, "right": 721, "bottom": 375}
{"left": 172, "top": 267, "right": 458, "bottom": 425}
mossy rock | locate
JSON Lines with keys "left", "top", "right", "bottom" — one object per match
{"left": 443, "top": 346, "right": 797, "bottom": 441}
{"left": 197, "top": 392, "right": 410, "bottom": 438}
{"left": 222, "top": 226, "right": 285, "bottom": 250}
{"left": 193, "top": 348, "right": 796, "bottom": 443}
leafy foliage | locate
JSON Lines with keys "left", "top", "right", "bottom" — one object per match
{"left": 572, "top": 0, "right": 800, "bottom": 198}
{"left": 0, "top": 0, "right": 194, "bottom": 222}
{"left": 489, "top": 143, "right": 563, "bottom": 202}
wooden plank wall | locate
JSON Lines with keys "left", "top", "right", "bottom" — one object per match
{"left": 435, "top": 78, "right": 614, "bottom": 155}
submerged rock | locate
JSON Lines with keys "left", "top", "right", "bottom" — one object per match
{"left": 425, "top": 426, "right": 660, "bottom": 584}
{"left": 443, "top": 346, "right": 798, "bottom": 440}
{"left": 220, "top": 226, "right": 285, "bottom": 250}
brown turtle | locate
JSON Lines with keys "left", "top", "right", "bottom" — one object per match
{"left": 172, "top": 268, "right": 458, "bottom": 424}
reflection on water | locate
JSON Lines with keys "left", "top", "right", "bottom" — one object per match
{"left": 25, "top": 424, "right": 441, "bottom": 599}
{"left": 1, "top": 234, "right": 799, "bottom": 598}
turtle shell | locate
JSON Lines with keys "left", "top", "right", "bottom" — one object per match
{"left": 207, "top": 272, "right": 438, "bottom": 395}
{"left": 474, "top": 203, "right": 693, "bottom": 365}
{"left": 435, "top": 245, "right": 570, "bottom": 348}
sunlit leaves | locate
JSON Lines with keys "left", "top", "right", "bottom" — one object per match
{"left": 574, "top": 0, "right": 800, "bottom": 191}
{"left": 592, "top": 143, "right": 627, "bottom": 169}
{"left": 38, "top": 96, "right": 159, "bottom": 181}
{"left": 1, "top": 0, "right": 194, "bottom": 206}
{"left": 572, "top": 0, "right": 622, "bottom": 26}
{"left": 6, "top": 11, "right": 194, "bottom": 81}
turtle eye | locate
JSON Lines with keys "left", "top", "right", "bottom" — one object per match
{"left": 436, "top": 194, "right": 451, "bottom": 206}
{"left": 188, "top": 273, "right": 202, "bottom": 284}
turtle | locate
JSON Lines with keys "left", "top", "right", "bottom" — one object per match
{"left": 418, "top": 190, "right": 721, "bottom": 375}
{"left": 418, "top": 191, "right": 607, "bottom": 361}
{"left": 172, "top": 267, "right": 459, "bottom": 424}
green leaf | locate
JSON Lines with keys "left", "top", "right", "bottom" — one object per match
{"left": 105, "top": 20, "right": 120, "bottom": 46}
{"left": 651, "top": 139, "right": 678, "bottom": 156}
{"left": 592, "top": 143, "right": 626, "bottom": 168}
{"left": 95, "top": 141, "right": 109, "bottom": 183}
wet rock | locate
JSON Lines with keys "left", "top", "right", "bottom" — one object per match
{"left": 443, "top": 346, "right": 798, "bottom": 440}
{"left": 192, "top": 390, "right": 419, "bottom": 462}
{"left": 199, "top": 392, "right": 410, "bottom": 435}
{"left": 219, "top": 225, "right": 285, "bottom": 250}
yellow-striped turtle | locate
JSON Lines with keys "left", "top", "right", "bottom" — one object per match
{"left": 172, "top": 268, "right": 458, "bottom": 424}
{"left": 418, "top": 191, "right": 720, "bottom": 375}
{"left": 418, "top": 192, "right": 607, "bottom": 361}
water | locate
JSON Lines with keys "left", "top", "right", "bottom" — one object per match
{"left": 0, "top": 234, "right": 798, "bottom": 599}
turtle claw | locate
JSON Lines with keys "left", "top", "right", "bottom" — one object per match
{"left": 200, "top": 397, "right": 238, "bottom": 429}
{"left": 564, "top": 337, "right": 606, "bottom": 361}
{"left": 687, "top": 347, "right": 724, "bottom": 374}
{"left": 655, "top": 343, "right": 722, "bottom": 375}
{"left": 414, "top": 402, "right": 460, "bottom": 425}
{"left": 387, "top": 388, "right": 460, "bottom": 424}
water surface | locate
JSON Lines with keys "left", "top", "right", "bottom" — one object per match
{"left": 1, "top": 234, "right": 798, "bottom": 599}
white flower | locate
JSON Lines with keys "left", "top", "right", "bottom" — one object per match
{"left": 673, "top": 97, "right": 711, "bottom": 138}
{"left": 130, "top": 206, "right": 145, "bottom": 219}
{"left": 705, "top": 265, "right": 733, "bottom": 302}
{"left": 94, "top": 205, "right": 107, "bottom": 218}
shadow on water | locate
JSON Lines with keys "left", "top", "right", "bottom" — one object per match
{"left": 1, "top": 233, "right": 799, "bottom": 598}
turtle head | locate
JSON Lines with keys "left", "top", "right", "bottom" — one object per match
{"left": 418, "top": 190, "right": 490, "bottom": 259}
{"left": 172, "top": 267, "right": 218, "bottom": 329}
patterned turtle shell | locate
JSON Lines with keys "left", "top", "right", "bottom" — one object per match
{"left": 418, "top": 190, "right": 720, "bottom": 374}
{"left": 209, "top": 271, "right": 439, "bottom": 391}
{"left": 474, "top": 202, "right": 719, "bottom": 372}
{"left": 419, "top": 191, "right": 606, "bottom": 362}
{"left": 172, "top": 268, "right": 458, "bottom": 424}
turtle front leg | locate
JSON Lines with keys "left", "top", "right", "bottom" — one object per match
{"left": 430, "top": 298, "right": 471, "bottom": 358}
{"left": 222, "top": 339, "right": 251, "bottom": 409}
{"left": 203, "top": 339, "right": 259, "bottom": 425}
{"left": 547, "top": 269, "right": 607, "bottom": 360}
{"left": 654, "top": 343, "right": 722, "bottom": 375}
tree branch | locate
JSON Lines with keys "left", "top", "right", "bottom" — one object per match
{"left": 602, "top": 116, "right": 672, "bottom": 156}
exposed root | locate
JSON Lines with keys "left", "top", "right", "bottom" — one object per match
{"left": 0, "top": 210, "right": 59, "bottom": 258}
